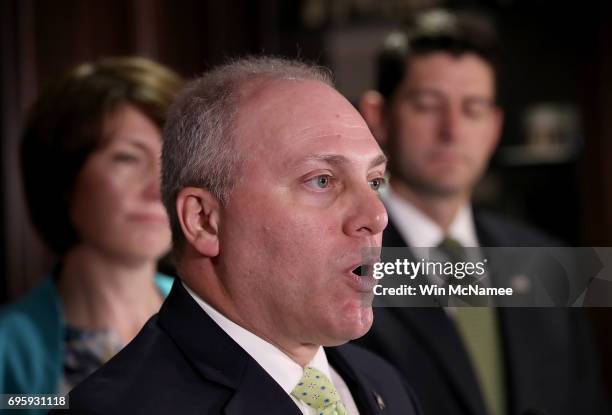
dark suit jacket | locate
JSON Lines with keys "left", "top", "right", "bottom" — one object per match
{"left": 354, "top": 209, "right": 610, "bottom": 415}
{"left": 57, "top": 280, "right": 422, "bottom": 415}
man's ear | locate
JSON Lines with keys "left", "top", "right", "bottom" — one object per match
{"left": 176, "top": 187, "right": 220, "bottom": 257}
{"left": 359, "top": 90, "right": 388, "bottom": 146}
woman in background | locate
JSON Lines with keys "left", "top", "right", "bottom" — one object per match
{"left": 0, "top": 57, "right": 183, "bottom": 396}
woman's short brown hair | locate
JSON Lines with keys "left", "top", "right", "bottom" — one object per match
{"left": 20, "top": 57, "right": 183, "bottom": 255}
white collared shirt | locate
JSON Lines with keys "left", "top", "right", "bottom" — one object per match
{"left": 383, "top": 188, "right": 480, "bottom": 248}
{"left": 183, "top": 283, "right": 360, "bottom": 415}
{"left": 383, "top": 189, "right": 490, "bottom": 308}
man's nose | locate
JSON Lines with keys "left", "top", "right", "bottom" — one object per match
{"left": 343, "top": 185, "right": 388, "bottom": 238}
{"left": 439, "top": 104, "right": 464, "bottom": 142}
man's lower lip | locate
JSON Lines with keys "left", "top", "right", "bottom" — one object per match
{"left": 430, "top": 151, "right": 464, "bottom": 162}
{"left": 345, "top": 272, "right": 377, "bottom": 293}
{"left": 432, "top": 154, "right": 459, "bottom": 163}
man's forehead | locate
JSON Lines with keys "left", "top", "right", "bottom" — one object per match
{"left": 239, "top": 78, "right": 343, "bottom": 116}
{"left": 233, "top": 79, "right": 382, "bottom": 174}
{"left": 404, "top": 52, "right": 495, "bottom": 91}
{"left": 236, "top": 79, "right": 371, "bottom": 147}
{"left": 287, "top": 121, "right": 372, "bottom": 142}
{"left": 406, "top": 51, "right": 494, "bottom": 73}
{"left": 281, "top": 126, "right": 384, "bottom": 171}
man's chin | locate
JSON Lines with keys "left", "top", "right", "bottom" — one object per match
{"left": 352, "top": 318, "right": 374, "bottom": 341}
{"left": 319, "top": 308, "right": 373, "bottom": 346}
{"left": 343, "top": 307, "right": 374, "bottom": 341}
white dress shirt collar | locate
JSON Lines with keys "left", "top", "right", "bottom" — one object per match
{"left": 182, "top": 283, "right": 360, "bottom": 414}
{"left": 384, "top": 188, "right": 480, "bottom": 247}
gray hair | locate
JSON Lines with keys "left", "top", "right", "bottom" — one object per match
{"left": 161, "top": 56, "right": 334, "bottom": 252}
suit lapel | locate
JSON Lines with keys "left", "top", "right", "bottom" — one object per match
{"left": 483, "top": 201, "right": 578, "bottom": 415}
{"left": 390, "top": 307, "right": 488, "bottom": 415}
{"left": 222, "top": 359, "right": 302, "bottom": 415}
{"left": 325, "top": 347, "right": 387, "bottom": 415}
{"left": 157, "top": 281, "right": 301, "bottom": 415}
{"left": 381, "top": 218, "right": 489, "bottom": 415}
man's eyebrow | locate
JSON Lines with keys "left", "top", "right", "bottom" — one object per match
{"left": 370, "top": 153, "right": 387, "bottom": 169}
{"left": 299, "top": 154, "right": 348, "bottom": 166}
{"left": 296, "top": 153, "right": 387, "bottom": 169}
{"left": 405, "top": 87, "right": 444, "bottom": 98}
{"left": 407, "top": 88, "right": 494, "bottom": 104}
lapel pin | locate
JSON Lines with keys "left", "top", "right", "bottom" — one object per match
{"left": 511, "top": 274, "right": 531, "bottom": 294}
{"left": 373, "top": 391, "right": 385, "bottom": 410}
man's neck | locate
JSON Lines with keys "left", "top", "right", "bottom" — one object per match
{"left": 390, "top": 180, "right": 470, "bottom": 232}
{"left": 180, "top": 259, "right": 318, "bottom": 367}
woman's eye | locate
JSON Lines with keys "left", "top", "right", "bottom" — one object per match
{"left": 307, "top": 175, "right": 333, "bottom": 189}
{"left": 112, "top": 152, "right": 141, "bottom": 163}
{"left": 369, "top": 177, "right": 386, "bottom": 192}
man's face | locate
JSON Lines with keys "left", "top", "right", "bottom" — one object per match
{"left": 384, "top": 52, "right": 502, "bottom": 198}
{"left": 219, "top": 80, "right": 388, "bottom": 346}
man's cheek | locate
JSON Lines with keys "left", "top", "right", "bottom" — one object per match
{"left": 291, "top": 190, "right": 339, "bottom": 208}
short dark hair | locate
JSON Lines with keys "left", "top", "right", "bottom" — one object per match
{"left": 376, "top": 8, "right": 500, "bottom": 100}
{"left": 21, "top": 57, "right": 183, "bottom": 255}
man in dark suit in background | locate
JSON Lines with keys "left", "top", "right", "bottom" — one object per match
{"left": 355, "top": 8, "right": 609, "bottom": 415}
{"left": 60, "top": 57, "right": 421, "bottom": 414}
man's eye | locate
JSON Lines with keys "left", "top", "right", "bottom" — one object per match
{"left": 464, "top": 101, "right": 494, "bottom": 120}
{"left": 314, "top": 175, "right": 331, "bottom": 188}
{"left": 412, "top": 99, "right": 441, "bottom": 112}
{"left": 407, "top": 92, "right": 443, "bottom": 113}
{"left": 306, "top": 175, "right": 334, "bottom": 190}
{"left": 369, "top": 177, "right": 387, "bottom": 192}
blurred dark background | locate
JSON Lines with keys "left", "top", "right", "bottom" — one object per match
{"left": 2, "top": 0, "right": 612, "bottom": 382}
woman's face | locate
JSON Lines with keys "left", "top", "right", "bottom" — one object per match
{"left": 69, "top": 104, "right": 171, "bottom": 263}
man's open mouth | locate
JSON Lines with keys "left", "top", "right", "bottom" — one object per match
{"left": 352, "top": 264, "right": 369, "bottom": 277}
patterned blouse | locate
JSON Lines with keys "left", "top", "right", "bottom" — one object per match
{"left": 59, "top": 325, "right": 124, "bottom": 395}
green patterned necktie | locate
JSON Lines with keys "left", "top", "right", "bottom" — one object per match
{"left": 437, "top": 236, "right": 466, "bottom": 263}
{"left": 291, "top": 366, "right": 348, "bottom": 415}
{"left": 437, "top": 236, "right": 487, "bottom": 306}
